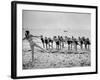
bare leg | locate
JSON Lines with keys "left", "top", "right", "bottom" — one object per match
{"left": 30, "top": 45, "right": 34, "bottom": 62}
{"left": 75, "top": 45, "right": 76, "bottom": 51}
{"left": 68, "top": 44, "right": 70, "bottom": 50}
{"left": 49, "top": 43, "right": 50, "bottom": 49}
{"left": 71, "top": 44, "right": 72, "bottom": 50}
{"left": 85, "top": 44, "right": 87, "bottom": 50}
{"left": 62, "top": 42, "right": 64, "bottom": 48}
{"left": 88, "top": 45, "right": 90, "bottom": 50}
{"left": 52, "top": 43, "right": 53, "bottom": 49}
{"left": 55, "top": 44, "right": 57, "bottom": 49}
{"left": 46, "top": 44, "right": 48, "bottom": 50}
{"left": 76, "top": 45, "right": 77, "bottom": 51}
{"left": 58, "top": 45, "right": 60, "bottom": 50}
{"left": 60, "top": 43, "right": 61, "bottom": 49}
{"left": 34, "top": 43, "right": 49, "bottom": 53}
{"left": 81, "top": 44, "right": 83, "bottom": 50}
{"left": 74, "top": 44, "right": 76, "bottom": 51}
{"left": 43, "top": 43, "right": 45, "bottom": 48}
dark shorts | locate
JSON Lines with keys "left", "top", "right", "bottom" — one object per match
{"left": 56, "top": 41, "right": 59, "bottom": 45}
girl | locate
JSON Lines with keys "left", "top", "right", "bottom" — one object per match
{"left": 44, "top": 37, "right": 48, "bottom": 50}
{"left": 48, "top": 37, "right": 53, "bottom": 49}
{"left": 23, "top": 30, "right": 47, "bottom": 62}
{"left": 40, "top": 35, "right": 45, "bottom": 48}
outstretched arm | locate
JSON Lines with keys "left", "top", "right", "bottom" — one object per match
{"left": 31, "top": 35, "right": 41, "bottom": 38}
{"left": 23, "top": 37, "right": 26, "bottom": 40}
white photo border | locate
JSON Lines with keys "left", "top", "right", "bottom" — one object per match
{"left": 11, "top": 1, "right": 98, "bottom": 79}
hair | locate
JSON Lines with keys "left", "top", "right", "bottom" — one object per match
{"left": 25, "top": 30, "right": 30, "bottom": 38}
{"left": 25, "top": 30, "right": 29, "bottom": 34}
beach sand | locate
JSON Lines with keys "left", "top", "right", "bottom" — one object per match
{"left": 22, "top": 40, "right": 91, "bottom": 69}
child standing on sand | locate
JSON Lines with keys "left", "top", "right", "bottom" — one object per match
{"left": 23, "top": 30, "right": 47, "bottom": 62}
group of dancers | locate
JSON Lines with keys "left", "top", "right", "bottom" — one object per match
{"left": 40, "top": 35, "right": 91, "bottom": 51}
{"left": 23, "top": 30, "right": 91, "bottom": 62}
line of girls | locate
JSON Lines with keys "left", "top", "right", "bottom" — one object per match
{"left": 40, "top": 35, "right": 91, "bottom": 51}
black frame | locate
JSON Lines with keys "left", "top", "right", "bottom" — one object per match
{"left": 11, "top": 1, "right": 98, "bottom": 79}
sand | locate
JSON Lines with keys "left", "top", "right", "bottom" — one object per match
{"left": 22, "top": 41, "right": 91, "bottom": 69}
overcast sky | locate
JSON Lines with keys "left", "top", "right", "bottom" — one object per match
{"left": 22, "top": 10, "right": 91, "bottom": 38}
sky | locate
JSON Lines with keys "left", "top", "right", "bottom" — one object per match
{"left": 22, "top": 10, "right": 91, "bottom": 38}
